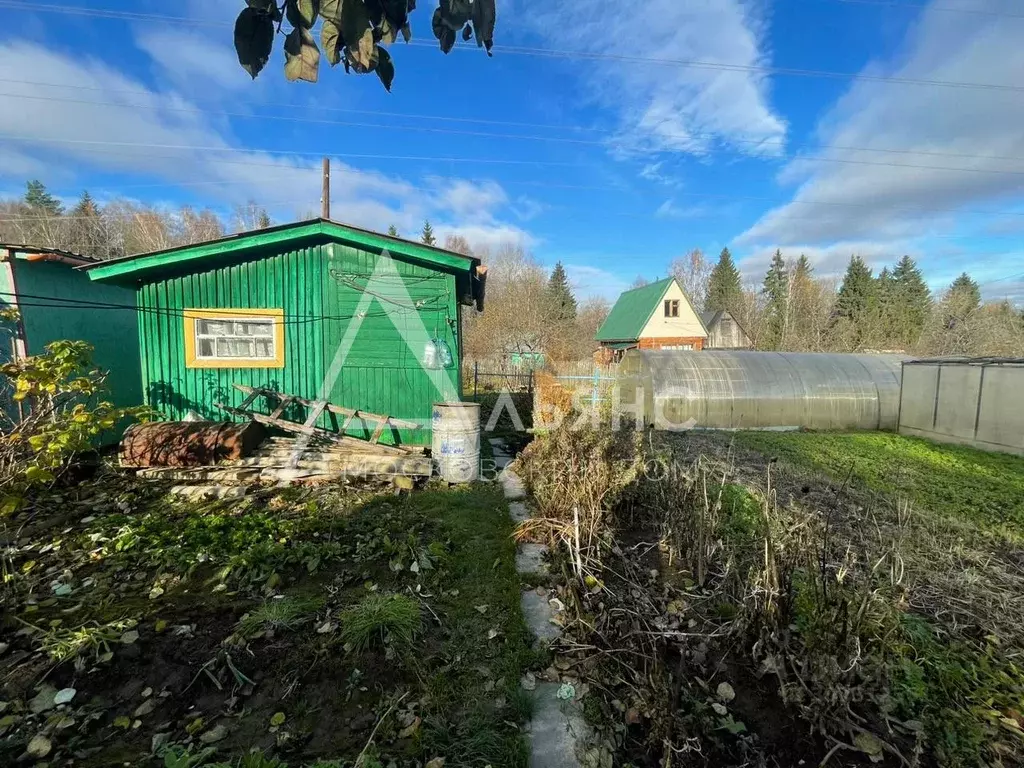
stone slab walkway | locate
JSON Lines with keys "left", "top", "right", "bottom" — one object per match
{"left": 495, "top": 446, "right": 587, "bottom": 768}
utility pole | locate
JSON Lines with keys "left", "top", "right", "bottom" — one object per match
{"left": 321, "top": 157, "right": 331, "bottom": 219}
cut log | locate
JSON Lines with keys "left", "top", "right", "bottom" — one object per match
{"left": 120, "top": 421, "right": 266, "bottom": 468}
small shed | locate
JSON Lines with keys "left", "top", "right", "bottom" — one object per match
{"left": 85, "top": 219, "right": 485, "bottom": 446}
{"left": 1, "top": 244, "right": 142, "bottom": 425}
{"left": 700, "top": 310, "right": 752, "bottom": 349}
{"left": 899, "top": 357, "right": 1024, "bottom": 456}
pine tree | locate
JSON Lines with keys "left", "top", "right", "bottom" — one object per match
{"left": 945, "top": 272, "right": 981, "bottom": 329}
{"left": 834, "top": 255, "right": 875, "bottom": 348}
{"left": 387, "top": 224, "right": 399, "bottom": 237}
{"left": 705, "top": 247, "right": 742, "bottom": 312}
{"left": 70, "top": 191, "right": 105, "bottom": 258}
{"left": 25, "top": 179, "right": 63, "bottom": 215}
{"left": 547, "top": 261, "right": 577, "bottom": 321}
{"left": 420, "top": 220, "right": 436, "bottom": 246}
{"left": 761, "top": 249, "right": 789, "bottom": 349}
{"left": 891, "top": 255, "right": 931, "bottom": 347}
{"left": 792, "top": 254, "right": 812, "bottom": 285}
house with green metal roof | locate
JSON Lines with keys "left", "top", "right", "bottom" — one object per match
{"left": 595, "top": 277, "right": 708, "bottom": 362}
{"left": 85, "top": 218, "right": 486, "bottom": 446}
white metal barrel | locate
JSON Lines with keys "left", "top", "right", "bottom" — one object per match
{"left": 431, "top": 402, "right": 481, "bottom": 483}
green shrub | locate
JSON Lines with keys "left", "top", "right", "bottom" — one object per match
{"left": 340, "top": 593, "right": 422, "bottom": 651}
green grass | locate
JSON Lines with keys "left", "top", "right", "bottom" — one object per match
{"left": 404, "top": 482, "right": 534, "bottom": 768}
{"left": 736, "top": 431, "right": 1024, "bottom": 537}
{"left": 339, "top": 593, "right": 422, "bottom": 651}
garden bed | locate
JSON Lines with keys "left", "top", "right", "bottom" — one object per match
{"left": 516, "top": 422, "right": 1024, "bottom": 767}
{"left": 1, "top": 472, "right": 533, "bottom": 767}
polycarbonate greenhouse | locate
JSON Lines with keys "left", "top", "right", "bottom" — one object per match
{"left": 618, "top": 350, "right": 905, "bottom": 431}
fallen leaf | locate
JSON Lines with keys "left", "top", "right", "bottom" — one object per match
{"left": 154, "top": 620, "right": 168, "bottom": 633}
{"left": 148, "top": 586, "right": 164, "bottom": 600}
{"left": 200, "top": 723, "right": 228, "bottom": 744}
{"left": 712, "top": 703, "right": 728, "bottom": 716}
{"left": 520, "top": 672, "right": 536, "bottom": 691}
{"left": 474, "top": 604, "right": 489, "bottom": 614}
{"left": 853, "top": 732, "right": 884, "bottom": 763}
{"left": 185, "top": 716, "right": 204, "bottom": 735}
{"left": 625, "top": 708, "right": 641, "bottom": 725}
{"left": 134, "top": 699, "right": 156, "bottom": 717}
{"left": 716, "top": 682, "right": 736, "bottom": 703}
{"left": 53, "top": 688, "right": 76, "bottom": 705}
{"left": 120, "top": 630, "right": 139, "bottom": 645}
{"left": 141, "top": 687, "right": 153, "bottom": 698}
{"left": 270, "top": 712, "right": 286, "bottom": 727}
{"left": 27, "top": 733, "right": 51, "bottom": 758}
{"left": 29, "top": 685, "right": 58, "bottom": 714}
{"left": 398, "top": 716, "right": 421, "bottom": 738}
{"left": 487, "top": 628, "right": 500, "bottom": 640}
{"left": 425, "top": 759, "right": 446, "bottom": 768}
{"left": 113, "top": 715, "right": 131, "bottom": 729}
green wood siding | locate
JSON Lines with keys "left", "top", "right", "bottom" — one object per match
{"left": 15, "top": 260, "right": 143, "bottom": 413}
{"left": 138, "top": 242, "right": 462, "bottom": 446}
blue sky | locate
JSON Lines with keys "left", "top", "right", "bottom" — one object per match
{"left": 1, "top": 0, "right": 1022, "bottom": 303}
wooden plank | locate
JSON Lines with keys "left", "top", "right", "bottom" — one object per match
{"left": 302, "top": 400, "right": 329, "bottom": 432}
{"left": 268, "top": 396, "right": 295, "bottom": 420}
{"left": 369, "top": 417, "right": 388, "bottom": 445}
{"left": 233, "top": 384, "right": 420, "bottom": 431}
{"left": 243, "top": 412, "right": 407, "bottom": 456}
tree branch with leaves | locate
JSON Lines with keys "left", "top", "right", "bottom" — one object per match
{"left": 235, "top": 0, "right": 497, "bottom": 91}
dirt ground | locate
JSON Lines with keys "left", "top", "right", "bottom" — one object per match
{"left": 0, "top": 472, "right": 533, "bottom": 767}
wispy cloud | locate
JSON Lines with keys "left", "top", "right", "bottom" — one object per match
{"left": 516, "top": 0, "right": 786, "bottom": 159}
{"left": 0, "top": 39, "right": 533, "bottom": 245}
{"left": 736, "top": 0, "right": 1024, "bottom": 250}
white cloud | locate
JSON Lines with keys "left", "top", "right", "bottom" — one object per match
{"left": 0, "top": 40, "right": 531, "bottom": 246}
{"left": 562, "top": 264, "right": 631, "bottom": 302}
{"left": 737, "top": 241, "right": 919, "bottom": 283}
{"left": 517, "top": 0, "right": 786, "bottom": 159}
{"left": 135, "top": 28, "right": 249, "bottom": 93}
{"left": 656, "top": 199, "right": 717, "bottom": 220}
{"left": 737, "top": 0, "right": 1024, "bottom": 249}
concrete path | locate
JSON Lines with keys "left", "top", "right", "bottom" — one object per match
{"left": 495, "top": 444, "right": 587, "bottom": 768}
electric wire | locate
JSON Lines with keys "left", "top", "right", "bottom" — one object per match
{"left": 1, "top": 1, "right": 1022, "bottom": 91}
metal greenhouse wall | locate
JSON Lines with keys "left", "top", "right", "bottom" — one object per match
{"left": 619, "top": 350, "right": 904, "bottom": 431}
{"left": 898, "top": 358, "right": 1024, "bottom": 456}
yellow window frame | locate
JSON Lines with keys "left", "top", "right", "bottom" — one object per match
{"left": 183, "top": 308, "right": 285, "bottom": 369}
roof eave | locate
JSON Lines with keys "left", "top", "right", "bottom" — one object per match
{"left": 84, "top": 219, "right": 478, "bottom": 284}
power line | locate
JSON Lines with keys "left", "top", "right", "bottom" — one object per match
{"left": 6, "top": 87, "right": 1024, "bottom": 167}
{"left": 6, "top": 130, "right": 1024, "bottom": 180}
{"left": 0, "top": 291, "right": 442, "bottom": 324}
{"left": 814, "top": 0, "right": 1024, "bottom": 19}
{"left": 3, "top": 0, "right": 1023, "bottom": 92}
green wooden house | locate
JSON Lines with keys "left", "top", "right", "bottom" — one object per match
{"left": 1, "top": 244, "right": 143, "bottom": 425}
{"left": 85, "top": 219, "right": 486, "bottom": 446}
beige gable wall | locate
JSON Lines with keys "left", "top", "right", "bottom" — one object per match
{"left": 639, "top": 281, "right": 707, "bottom": 339}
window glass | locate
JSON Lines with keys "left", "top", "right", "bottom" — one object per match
{"left": 194, "top": 315, "right": 276, "bottom": 361}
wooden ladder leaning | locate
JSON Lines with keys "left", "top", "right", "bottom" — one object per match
{"left": 216, "top": 384, "right": 422, "bottom": 456}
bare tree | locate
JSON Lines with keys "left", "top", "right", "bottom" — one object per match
{"left": 670, "top": 248, "right": 712, "bottom": 310}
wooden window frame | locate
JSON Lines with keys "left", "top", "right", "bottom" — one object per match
{"left": 183, "top": 308, "right": 285, "bottom": 369}
{"left": 664, "top": 299, "right": 679, "bottom": 318}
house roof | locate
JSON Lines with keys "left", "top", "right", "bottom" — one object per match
{"left": 700, "top": 310, "right": 721, "bottom": 328}
{"left": 1, "top": 243, "right": 97, "bottom": 267}
{"left": 597, "top": 277, "right": 707, "bottom": 342}
{"left": 596, "top": 277, "right": 675, "bottom": 342}
{"left": 700, "top": 309, "right": 751, "bottom": 340}
{"left": 83, "top": 218, "right": 480, "bottom": 284}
